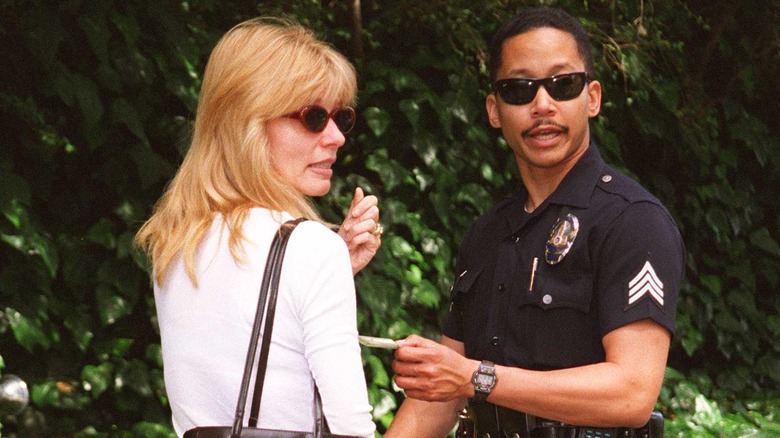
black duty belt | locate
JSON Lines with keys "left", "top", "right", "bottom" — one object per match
{"left": 457, "top": 402, "right": 664, "bottom": 438}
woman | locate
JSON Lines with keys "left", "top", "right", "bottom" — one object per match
{"left": 135, "top": 18, "right": 379, "bottom": 437}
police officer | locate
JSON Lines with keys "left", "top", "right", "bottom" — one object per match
{"left": 386, "top": 7, "right": 684, "bottom": 438}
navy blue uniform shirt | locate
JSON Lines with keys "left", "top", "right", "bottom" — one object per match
{"left": 442, "top": 144, "right": 685, "bottom": 370}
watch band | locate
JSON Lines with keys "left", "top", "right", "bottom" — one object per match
{"left": 471, "top": 360, "right": 497, "bottom": 403}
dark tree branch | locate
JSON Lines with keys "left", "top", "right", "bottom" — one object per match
{"left": 351, "top": 0, "right": 364, "bottom": 60}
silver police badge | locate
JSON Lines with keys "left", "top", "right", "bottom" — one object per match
{"left": 545, "top": 213, "right": 579, "bottom": 265}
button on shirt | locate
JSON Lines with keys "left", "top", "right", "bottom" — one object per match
{"left": 442, "top": 144, "right": 685, "bottom": 370}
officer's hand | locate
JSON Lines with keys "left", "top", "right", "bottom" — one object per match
{"left": 392, "top": 334, "right": 476, "bottom": 402}
{"left": 337, "top": 187, "right": 381, "bottom": 275}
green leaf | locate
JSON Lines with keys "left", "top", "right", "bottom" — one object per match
{"left": 115, "top": 359, "right": 153, "bottom": 397}
{"left": 357, "top": 274, "right": 400, "bottom": 316}
{"left": 104, "top": 338, "right": 135, "bottom": 359}
{"left": 1, "top": 201, "right": 59, "bottom": 278}
{"left": 129, "top": 143, "right": 175, "bottom": 189}
{"left": 386, "top": 236, "right": 422, "bottom": 263}
{"left": 81, "top": 363, "right": 114, "bottom": 399}
{"left": 30, "top": 381, "right": 60, "bottom": 407}
{"left": 366, "top": 354, "right": 390, "bottom": 387}
{"left": 132, "top": 422, "right": 176, "bottom": 438}
{"left": 699, "top": 275, "right": 721, "bottom": 296}
{"left": 63, "top": 311, "right": 94, "bottom": 352}
{"left": 96, "top": 259, "right": 142, "bottom": 302}
{"left": 95, "top": 285, "right": 132, "bottom": 326}
{"left": 365, "top": 150, "right": 416, "bottom": 192}
{"left": 86, "top": 218, "right": 116, "bottom": 249}
{"left": 0, "top": 166, "right": 31, "bottom": 212}
{"left": 149, "top": 368, "right": 167, "bottom": 403}
{"left": 70, "top": 72, "right": 104, "bottom": 132}
{"left": 112, "top": 98, "right": 149, "bottom": 145}
{"left": 455, "top": 183, "right": 494, "bottom": 215}
{"left": 717, "top": 366, "right": 750, "bottom": 392}
{"left": 398, "top": 99, "right": 420, "bottom": 127}
{"left": 77, "top": 14, "right": 110, "bottom": 61}
{"left": 363, "top": 106, "right": 391, "bottom": 137}
{"left": 678, "top": 320, "right": 705, "bottom": 357}
{"left": 404, "top": 264, "right": 423, "bottom": 286}
{"left": 750, "top": 227, "right": 780, "bottom": 257}
{"left": 116, "top": 231, "right": 137, "bottom": 260}
{"left": 145, "top": 343, "right": 164, "bottom": 368}
{"left": 72, "top": 426, "right": 108, "bottom": 438}
{"left": 369, "top": 388, "right": 397, "bottom": 423}
{"left": 665, "top": 367, "right": 686, "bottom": 382}
{"left": 767, "top": 315, "right": 780, "bottom": 338}
{"left": 109, "top": 8, "right": 141, "bottom": 47}
{"left": 5, "top": 307, "right": 51, "bottom": 351}
{"left": 692, "top": 393, "right": 723, "bottom": 426}
{"left": 412, "top": 279, "right": 440, "bottom": 308}
{"left": 755, "top": 354, "right": 780, "bottom": 384}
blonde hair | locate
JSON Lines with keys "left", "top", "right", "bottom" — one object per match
{"left": 135, "top": 18, "right": 357, "bottom": 287}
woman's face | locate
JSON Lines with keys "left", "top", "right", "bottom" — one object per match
{"left": 266, "top": 101, "right": 350, "bottom": 197}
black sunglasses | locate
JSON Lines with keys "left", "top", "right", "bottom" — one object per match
{"left": 493, "top": 72, "right": 589, "bottom": 105}
{"left": 284, "top": 105, "right": 356, "bottom": 134}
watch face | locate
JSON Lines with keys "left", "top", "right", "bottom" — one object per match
{"left": 475, "top": 373, "right": 494, "bottom": 386}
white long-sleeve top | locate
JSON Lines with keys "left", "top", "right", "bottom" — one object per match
{"left": 155, "top": 208, "right": 376, "bottom": 437}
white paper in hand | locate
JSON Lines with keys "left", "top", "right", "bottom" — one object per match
{"left": 358, "top": 335, "right": 399, "bottom": 349}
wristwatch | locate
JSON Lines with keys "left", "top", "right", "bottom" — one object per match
{"left": 471, "top": 360, "right": 497, "bottom": 402}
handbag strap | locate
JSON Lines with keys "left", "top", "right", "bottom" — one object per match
{"left": 230, "top": 218, "right": 306, "bottom": 438}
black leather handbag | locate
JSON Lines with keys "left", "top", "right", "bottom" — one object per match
{"left": 184, "top": 219, "right": 358, "bottom": 438}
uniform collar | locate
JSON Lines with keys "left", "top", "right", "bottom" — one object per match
{"left": 501, "top": 142, "right": 606, "bottom": 236}
{"left": 546, "top": 142, "right": 606, "bottom": 209}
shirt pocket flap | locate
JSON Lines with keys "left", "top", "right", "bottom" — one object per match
{"left": 449, "top": 267, "right": 484, "bottom": 300}
{"left": 521, "top": 272, "right": 592, "bottom": 313}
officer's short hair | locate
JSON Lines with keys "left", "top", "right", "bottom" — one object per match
{"left": 488, "top": 7, "right": 595, "bottom": 81}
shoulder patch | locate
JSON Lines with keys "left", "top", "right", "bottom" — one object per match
{"left": 627, "top": 261, "right": 664, "bottom": 308}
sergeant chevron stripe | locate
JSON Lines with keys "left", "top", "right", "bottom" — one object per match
{"left": 628, "top": 261, "right": 664, "bottom": 306}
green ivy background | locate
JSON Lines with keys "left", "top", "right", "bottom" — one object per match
{"left": 0, "top": 0, "right": 778, "bottom": 437}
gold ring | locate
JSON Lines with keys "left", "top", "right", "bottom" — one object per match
{"left": 373, "top": 223, "right": 384, "bottom": 236}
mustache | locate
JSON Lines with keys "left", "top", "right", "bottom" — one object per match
{"left": 521, "top": 120, "right": 569, "bottom": 137}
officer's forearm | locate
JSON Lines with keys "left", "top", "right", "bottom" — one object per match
{"left": 485, "top": 319, "right": 670, "bottom": 428}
